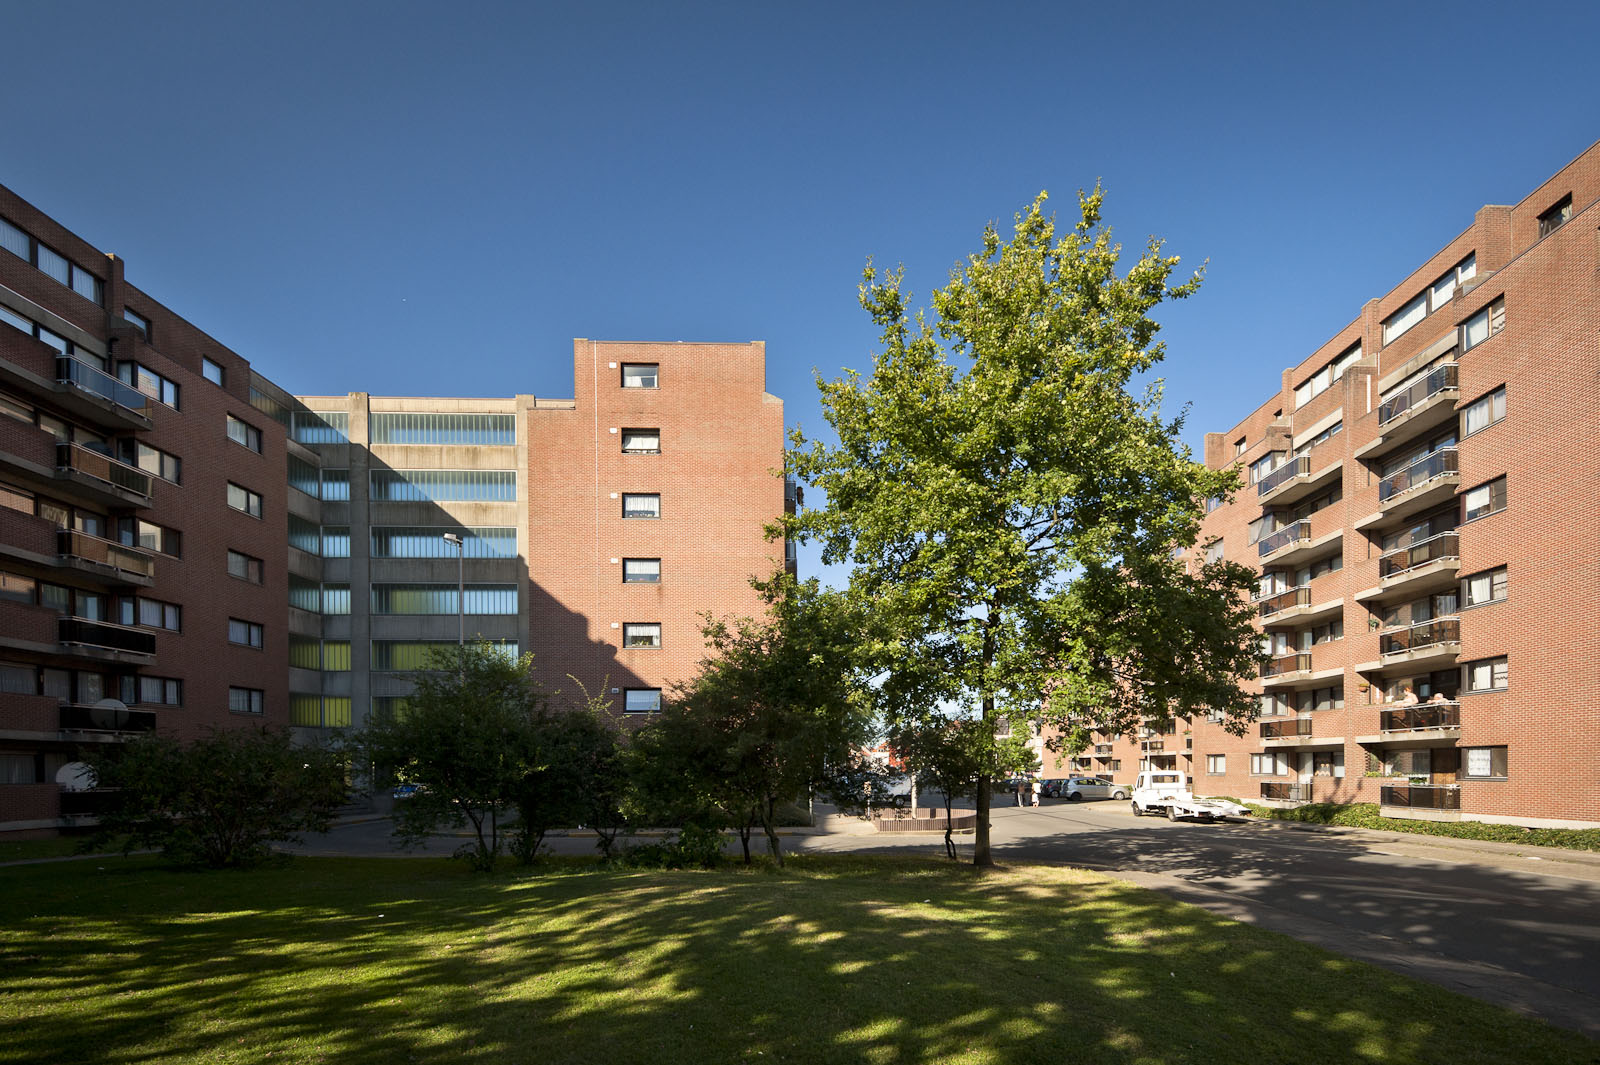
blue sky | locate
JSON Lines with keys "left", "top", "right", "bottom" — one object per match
{"left": 6, "top": 1, "right": 1598, "bottom": 577}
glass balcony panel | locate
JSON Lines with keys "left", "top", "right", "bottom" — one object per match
{"left": 1260, "top": 782, "right": 1313, "bottom": 802}
{"left": 1257, "top": 456, "right": 1310, "bottom": 497}
{"left": 57, "top": 529, "right": 157, "bottom": 578}
{"left": 1380, "top": 785, "right": 1461, "bottom": 810}
{"left": 1378, "top": 364, "right": 1458, "bottom": 426}
{"left": 1260, "top": 718, "right": 1313, "bottom": 739}
{"left": 1380, "top": 702, "right": 1461, "bottom": 731}
{"left": 1378, "top": 617, "right": 1460, "bottom": 656}
{"left": 1257, "top": 520, "right": 1311, "bottom": 558}
{"left": 1379, "top": 532, "right": 1460, "bottom": 578}
{"left": 1379, "top": 448, "right": 1458, "bottom": 502}
{"left": 55, "top": 356, "right": 153, "bottom": 416}
{"left": 1258, "top": 586, "right": 1311, "bottom": 618}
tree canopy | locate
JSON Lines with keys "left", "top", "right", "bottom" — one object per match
{"left": 786, "top": 190, "right": 1260, "bottom": 866}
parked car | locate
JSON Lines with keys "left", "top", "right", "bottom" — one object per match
{"left": 1039, "top": 778, "right": 1070, "bottom": 798}
{"left": 1060, "top": 775, "right": 1128, "bottom": 802}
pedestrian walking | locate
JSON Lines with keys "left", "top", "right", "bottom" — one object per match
{"left": 1030, "top": 779, "right": 1041, "bottom": 807}
{"left": 1015, "top": 779, "right": 1025, "bottom": 807}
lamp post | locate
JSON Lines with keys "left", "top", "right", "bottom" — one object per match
{"left": 443, "top": 533, "right": 463, "bottom": 676}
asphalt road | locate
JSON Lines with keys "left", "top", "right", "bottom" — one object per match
{"left": 294, "top": 797, "right": 1600, "bottom": 1038}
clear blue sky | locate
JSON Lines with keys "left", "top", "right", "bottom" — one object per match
{"left": 7, "top": 1, "right": 1597, "bottom": 577}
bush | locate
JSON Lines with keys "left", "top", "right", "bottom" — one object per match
{"left": 621, "top": 823, "right": 725, "bottom": 869}
{"left": 1255, "top": 802, "right": 1600, "bottom": 851}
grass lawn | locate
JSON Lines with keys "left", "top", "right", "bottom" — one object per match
{"left": 1, "top": 855, "right": 1594, "bottom": 1065}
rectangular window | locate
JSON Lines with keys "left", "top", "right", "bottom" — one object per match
{"left": 322, "top": 641, "right": 351, "bottom": 671}
{"left": 1461, "top": 387, "right": 1505, "bottom": 436}
{"left": 227, "top": 415, "right": 263, "bottom": 453}
{"left": 202, "top": 357, "right": 224, "bottom": 386}
{"left": 1233, "top": 437, "right": 1247, "bottom": 456}
{"left": 1249, "top": 453, "right": 1279, "bottom": 484}
{"left": 369, "top": 412, "right": 515, "bottom": 446}
{"left": 1464, "top": 657, "right": 1508, "bottom": 693}
{"left": 1206, "top": 754, "right": 1225, "bottom": 775}
{"left": 227, "top": 482, "right": 263, "bottom": 518}
{"left": 117, "top": 440, "right": 180, "bottom": 484}
{"left": 227, "top": 549, "right": 264, "bottom": 584}
{"left": 622, "top": 558, "right": 661, "bottom": 583}
{"left": 1250, "top": 752, "right": 1287, "bottom": 776}
{"left": 1292, "top": 344, "right": 1360, "bottom": 408}
{"left": 370, "top": 584, "right": 518, "bottom": 615}
{"left": 292, "top": 410, "right": 349, "bottom": 444}
{"left": 228, "top": 619, "right": 264, "bottom": 648}
{"left": 621, "top": 364, "right": 659, "bottom": 389}
{"left": 123, "top": 308, "right": 150, "bottom": 339}
{"left": 621, "top": 429, "right": 660, "bottom": 454}
{"left": 1462, "top": 477, "right": 1506, "bottom": 522}
{"left": 122, "top": 675, "right": 182, "bottom": 706}
{"left": 1461, "top": 746, "right": 1509, "bottom": 780}
{"left": 0, "top": 217, "right": 29, "bottom": 260}
{"left": 623, "top": 623, "right": 661, "bottom": 648}
{"left": 321, "top": 526, "right": 350, "bottom": 558}
{"left": 321, "top": 584, "right": 351, "bottom": 615}
{"left": 369, "top": 526, "right": 516, "bottom": 559}
{"left": 369, "top": 469, "right": 517, "bottom": 502}
{"left": 623, "top": 688, "right": 662, "bottom": 715}
{"left": 128, "top": 597, "right": 181, "bottom": 631}
{"left": 1203, "top": 539, "right": 1224, "bottom": 564}
{"left": 320, "top": 468, "right": 350, "bottom": 501}
{"left": 117, "top": 518, "right": 181, "bottom": 557}
{"left": 1537, "top": 195, "right": 1572, "bottom": 238}
{"left": 116, "top": 362, "right": 179, "bottom": 408}
{"left": 1462, "top": 567, "right": 1507, "bottom": 608}
{"left": 622, "top": 493, "right": 661, "bottom": 519}
{"left": 1462, "top": 298, "right": 1506, "bottom": 352}
{"left": 1383, "top": 294, "right": 1428, "bottom": 345}
{"left": 371, "top": 640, "right": 518, "bottom": 671}
{"left": 228, "top": 687, "right": 264, "bottom": 716}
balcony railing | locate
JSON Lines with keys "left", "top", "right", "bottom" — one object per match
{"left": 60, "top": 703, "right": 158, "bottom": 733}
{"left": 1380, "top": 702, "right": 1461, "bottom": 732}
{"left": 1258, "top": 586, "right": 1310, "bottom": 618}
{"left": 1381, "top": 785, "right": 1461, "bottom": 810}
{"left": 1378, "top": 617, "right": 1460, "bottom": 656}
{"left": 1257, "top": 455, "right": 1310, "bottom": 497}
{"left": 1378, "top": 531, "right": 1459, "bottom": 578}
{"left": 1093, "top": 744, "right": 1113, "bottom": 755}
{"left": 1258, "top": 520, "right": 1311, "bottom": 558}
{"left": 1261, "top": 653, "right": 1312, "bottom": 679}
{"left": 56, "top": 442, "right": 151, "bottom": 500}
{"left": 59, "top": 789, "right": 119, "bottom": 817}
{"left": 55, "top": 356, "right": 152, "bottom": 417}
{"left": 1378, "top": 448, "right": 1458, "bottom": 502}
{"left": 1260, "top": 718, "right": 1313, "bottom": 739}
{"left": 1378, "top": 364, "right": 1458, "bottom": 426}
{"left": 58, "top": 616, "right": 157, "bottom": 656}
{"left": 1260, "top": 781, "right": 1312, "bottom": 802}
{"left": 1141, "top": 740, "right": 1165, "bottom": 752}
{"left": 58, "top": 529, "right": 157, "bottom": 579}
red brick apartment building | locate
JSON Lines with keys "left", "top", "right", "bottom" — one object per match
{"left": 0, "top": 182, "right": 790, "bottom": 836}
{"left": 1062, "top": 142, "right": 1600, "bottom": 829}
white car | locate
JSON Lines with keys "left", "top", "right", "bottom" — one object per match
{"left": 1060, "top": 775, "right": 1128, "bottom": 802}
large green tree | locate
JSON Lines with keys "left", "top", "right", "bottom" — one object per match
{"left": 787, "top": 190, "right": 1260, "bottom": 867}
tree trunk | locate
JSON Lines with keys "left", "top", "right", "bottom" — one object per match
{"left": 739, "top": 823, "right": 752, "bottom": 864}
{"left": 974, "top": 614, "right": 997, "bottom": 867}
{"left": 762, "top": 797, "right": 783, "bottom": 867}
{"left": 943, "top": 798, "right": 956, "bottom": 860}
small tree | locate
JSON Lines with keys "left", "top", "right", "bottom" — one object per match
{"left": 363, "top": 641, "right": 542, "bottom": 871}
{"left": 81, "top": 726, "right": 347, "bottom": 869}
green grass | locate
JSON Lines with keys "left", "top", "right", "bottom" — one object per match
{"left": 1, "top": 855, "right": 1594, "bottom": 1065}
{"left": 1247, "top": 802, "right": 1600, "bottom": 851}
{"left": 0, "top": 835, "right": 87, "bottom": 863}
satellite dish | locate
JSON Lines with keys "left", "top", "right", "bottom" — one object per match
{"left": 85, "top": 699, "right": 129, "bottom": 730}
{"left": 93, "top": 698, "right": 128, "bottom": 711}
{"left": 57, "top": 762, "right": 97, "bottom": 791}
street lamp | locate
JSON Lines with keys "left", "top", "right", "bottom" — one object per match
{"left": 442, "top": 533, "right": 464, "bottom": 675}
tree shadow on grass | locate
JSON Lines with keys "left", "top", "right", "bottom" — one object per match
{"left": 0, "top": 854, "right": 1595, "bottom": 1065}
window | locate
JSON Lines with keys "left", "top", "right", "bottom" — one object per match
{"left": 623, "top": 688, "right": 662, "bottom": 715}
{"left": 371, "top": 640, "right": 518, "bottom": 671}
{"left": 1461, "top": 387, "right": 1505, "bottom": 436}
{"left": 228, "top": 619, "right": 264, "bottom": 648}
{"left": 0, "top": 218, "right": 104, "bottom": 305}
{"left": 115, "top": 440, "right": 181, "bottom": 484}
{"left": 621, "top": 364, "right": 659, "bottom": 389}
{"left": 321, "top": 526, "right": 350, "bottom": 558}
{"left": 623, "top": 623, "right": 661, "bottom": 648}
{"left": 321, "top": 584, "right": 350, "bottom": 615}
{"left": 227, "top": 549, "right": 264, "bottom": 584}
{"left": 122, "top": 675, "right": 181, "bottom": 706}
{"left": 370, "top": 584, "right": 518, "bottom": 615}
{"left": 1292, "top": 344, "right": 1361, "bottom": 408}
{"left": 0, "top": 217, "right": 27, "bottom": 260}
{"left": 1312, "top": 751, "right": 1345, "bottom": 778}
{"left": 1462, "top": 567, "right": 1507, "bottom": 608}
{"left": 1464, "top": 657, "right": 1508, "bottom": 693}
{"left": 1206, "top": 754, "right": 1225, "bottom": 775}
{"left": 1203, "top": 539, "right": 1224, "bottom": 564}
{"left": 1249, "top": 453, "right": 1280, "bottom": 484}
{"left": 202, "top": 357, "right": 224, "bottom": 386}
{"left": 1293, "top": 420, "right": 1342, "bottom": 455}
{"left": 117, "top": 518, "right": 181, "bottom": 556}
{"left": 623, "top": 558, "right": 661, "bottom": 583}
{"left": 369, "top": 469, "right": 516, "bottom": 501}
{"left": 1462, "top": 298, "right": 1506, "bottom": 352}
{"left": 227, "top": 415, "right": 263, "bottom": 453}
{"left": 622, "top": 493, "right": 661, "bottom": 519}
{"left": 1537, "top": 195, "right": 1572, "bottom": 238}
{"left": 117, "top": 362, "right": 178, "bottom": 408}
{"left": 1461, "top": 746, "right": 1508, "bottom": 780}
{"left": 1233, "top": 437, "right": 1247, "bottom": 456}
{"left": 1462, "top": 477, "right": 1506, "bottom": 522}
{"left": 1297, "top": 620, "right": 1343, "bottom": 649}
{"left": 291, "top": 694, "right": 351, "bottom": 728}
{"left": 1204, "top": 495, "right": 1222, "bottom": 513}
{"left": 1297, "top": 685, "right": 1343, "bottom": 712}
{"left": 621, "top": 429, "right": 660, "bottom": 454}
{"left": 1250, "top": 752, "right": 1288, "bottom": 776}
{"left": 123, "top": 308, "right": 150, "bottom": 339}
{"left": 370, "top": 527, "right": 516, "bottom": 559}
{"left": 121, "top": 597, "right": 181, "bottom": 631}
{"left": 291, "top": 410, "right": 348, "bottom": 444}
{"left": 370, "top": 413, "right": 515, "bottom": 445}
{"left": 227, "top": 482, "right": 263, "bottom": 518}
{"left": 228, "top": 687, "right": 264, "bottom": 716}
{"left": 1383, "top": 255, "right": 1476, "bottom": 345}
{"left": 320, "top": 468, "right": 350, "bottom": 501}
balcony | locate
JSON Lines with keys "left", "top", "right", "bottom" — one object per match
{"left": 1370, "top": 448, "right": 1459, "bottom": 525}
{"left": 1357, "top": 365, "right": 1460, "bottom": 461}
{"left": 1258, "top": 519, "right": 1342, "bottom": 569}
{"left": 1260, "top": 781, "right": 1313, "bottom": 803}
{"left": 1257, "top": 586, "right": 1309, "bottom": 619}
{"left": 58, "top": 616, "right": 157, "bottom": 659}
{"left": 1093, "top": 744, "right": 1113, "bottom": 756}
{"left": 1261, "top": 652, "right": 1312, "bottom": 680}
{"left": 1378, "top": 617, "right": 1460, "bottom": 667}
{"left": 53, "top": 357, "right": 154, "bottom": 428}
{"left": 1381, "top": 784, "right": 1461, "bottom": 812}
{"left": 60, "top": 703, "right": 158, "bottom": 734}
{"left": 1381, "top": 702, "right": 1460, "bottom": 733}
{"left": 1260, "top": 718, "right": 1312, "bottom": 740}
{"left": 57, "top": 529, "right": 156, "bottom": 584}
{"left": 1141, "top": 740, "right": 1165, "bottom": 753}
{"left": 55, "top": 443, "right": 152, "bottom": 508}
{"left": 1257, "top": 586, "right": 1343, "bottom": 627}
{"left": 1258, "top": 455, "right": 1343, "bottom": 507}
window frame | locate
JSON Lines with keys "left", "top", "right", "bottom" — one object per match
{"left": 622, "top": 492, "right": 661, "bottom": 519}
{"left": 227, "top": 549, "right": 264, "bottom": 584}
{"left": 622, "top": 558, "right": 661, "bottom": 584}
{"left": 226, "top": 414, "right": 263, "bottom": 453}
{"left": 1460, "top": 745, "right": 1509, "bottom": 781}
{"left": 1463, "top": 656, "right": 1508, "bottom": 694}
{"left": 622, "top": 688, "right": 663, "bottom": 715}
{"left": 620, "top": 428, "right": 661, "bottom": 455}
{"left": 1461, "top": 566, "right": 1507, "bottom": 609}
{"left": 1461, "top": 476, "right": 1506, "bottom": 523}
{"left": 228, "top": 686, "right": 264, "bottom": 716}
{"left": 227, "top": 482, "right": 264, "bottom": 519}
{"left": 622, "top": 622, "right": 662, "bottom": 649}
{"left": 1206, "top": 754, "right": 1225, "bottom": 776}
{"left": 1537, "top": 195, "right": 1572, "bottom": 238}
{"left": 620, "top": 363, "right": 659, "bottom": 389}
{"left": 1461, "top": 386, "right": 1505, "bottom": 437}
{"left": 227, "top": 618, "right": 265, "bottom": 648}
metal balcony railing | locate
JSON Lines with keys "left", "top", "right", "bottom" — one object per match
{"left": 1378, "top": 448, "right": 1458, "bottom": 502}
{"left": 58, "top": 616, "right": 157, "bottom": 656}
{"left": 1378, "top": 364, "right": 1458, "bottom": 426}
{"left": 1258, "top": 586, "right": 1310, "bottom": 618}
{"left": 1260, "top": 718, "right": 1313, "bottom": 739}
{"left": 1261, "top": 653, "right": 1312, "bottom": 678}
{"left": 1258, "top": 520, "right": 1312, "bottom": 558}
{"left": 1380, "top": 702, "right": 1461, "bottom": 732}
{"left": 1381, "top": 785, "right": 1461, "bottom": 810}
{"left": 56, "top": 442, "right": 151, "bottom": 499}
{"left": 1257, "top": 455, "right": 1311, "bottom": 497}
{"left": 60, "top": 703, "right": 158, "bottom": 732}
{"left": 57, "top": 529, "right": 157, "bottom": 579}
{"left": 1260, "top": 781, "right": 1312, "bottom": 802}
{"left": 1378, "top": 531, "right": 1460, "bottom": 578}
{"left": 55, "top": 357, "right": 152, "bottom": 416}
{"left": 1093, "top": 744, "right": 1113, "bottom": 755}
{"left": 1378, "top": 617, "right": 1460, "bottom": 656}
{"left": 1141, "top": 740, "right": 1165, "bottom": 752}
